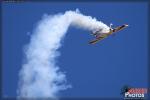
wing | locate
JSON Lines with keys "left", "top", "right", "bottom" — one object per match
{"left": 89, "top": 36, "right": 106, "bottom": 44}
{"left": 113, "top": 25, "right": 127, "bottom": 33}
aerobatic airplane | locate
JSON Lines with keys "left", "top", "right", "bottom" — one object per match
{"left": 89, "top": 24, "right": 128, "bottom": 44}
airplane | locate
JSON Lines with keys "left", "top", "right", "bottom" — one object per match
{"left": 89, "top": 24, "right": 129, "bottom": 44}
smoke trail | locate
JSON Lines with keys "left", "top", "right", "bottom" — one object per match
{"left": 17, "top": 10, "right": 110, "bottom": 99}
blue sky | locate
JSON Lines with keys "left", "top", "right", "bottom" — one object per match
{"left": 2, "top": 2, "right": 148, "bottom": 99}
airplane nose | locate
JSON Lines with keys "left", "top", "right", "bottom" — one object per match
{"left": 125, "top": 24, "right": 129, "bottom": 27}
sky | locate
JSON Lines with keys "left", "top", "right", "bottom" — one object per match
{"left": 2, "top": 2, "right": 148, "bottom": 99}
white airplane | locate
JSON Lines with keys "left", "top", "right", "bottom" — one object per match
{"left": 89, "top": 24, "right": 129, "bottom": 44}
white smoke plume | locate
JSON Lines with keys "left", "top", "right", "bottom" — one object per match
{"left": 17, "top": 10, "right": 110, "bottom": 99}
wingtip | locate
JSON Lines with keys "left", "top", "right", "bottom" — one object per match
{"left": 89, "top": 41, "right": 96, "bottom": 44}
